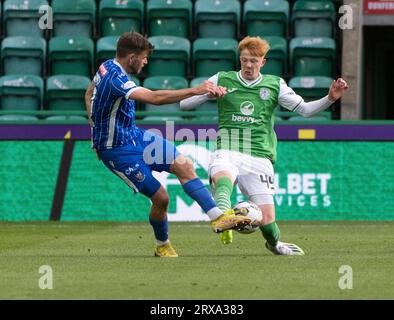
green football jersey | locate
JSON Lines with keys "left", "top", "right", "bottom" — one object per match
{"left": 216, "top": 71, "right": 280, "bottom": 163}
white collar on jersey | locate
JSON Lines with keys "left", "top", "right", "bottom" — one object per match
{"left": 113, "top": 59, "right": 128, "bottom": 75}
{"left": 237, "top": 71, "right": 263, "bottom": 87}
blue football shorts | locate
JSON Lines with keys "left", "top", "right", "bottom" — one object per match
{"left": 98, "top": 128, "right": 180, "bottom": 198}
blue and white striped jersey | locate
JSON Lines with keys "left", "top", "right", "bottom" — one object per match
{"left": 90, "top": 59, "right": 141, "bottom": 150}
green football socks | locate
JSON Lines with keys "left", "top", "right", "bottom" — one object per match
{"left": 260, "top": 221, "right": 281, "bottom": 246}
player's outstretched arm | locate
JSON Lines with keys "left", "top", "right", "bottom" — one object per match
{"left": 180, "top": 86, "right": 227, "bottom": 111}
{"left": 130, "top": 81, "right": 224, "bottom": 105}
{"left": 280, "top": 78, "right": 349, "bottom": 118}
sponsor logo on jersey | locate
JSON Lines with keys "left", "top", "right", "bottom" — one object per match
{"left": 99, "top": 64, "right": 108, "bottom": 76}
{"left": 240, "top": 101, "right": 254, "bottom": 115}
{"left": 260, "top": 88, "right": 271, "bottom": 100}
{"left": 121, "top": 81, "right": 135, "bottom": 90}
{"left": 232, "top": 114, "right": 255, "bottom": 123}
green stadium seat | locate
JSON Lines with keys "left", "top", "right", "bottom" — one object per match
{"left": 263, "top": 36, "right": 287, "bottom": 77}
{"left": 3, "top": 0, "right": 48, "bottom": 37}
{"left": 146, "top": 36, "right": 190, "bottom": 77}
{"left": 45, "top": 115, "right": 87, "bottom": 122}
{"left": 275, "top": 116, "right": 283, "bottom": 122}
{"left": 0, "top": 115, "right": 39, "bottom": 121}
{"left": 52, "top": 0, "right": 96, "bottom": 37}
{"left": 193, "top": 38, "right": 238, "bottom": 77}
{"left": 1, "top": 36, "right": 46, "bottom": 76}
{"left": 49, "top": 36, "right": 94, "bottom": 77}
{"left": 0, "top": 75, "right": 43, "bottom": 111}
{"left": 289, "top": 76, "right": 333, "bottom": 102}
{"left": 287, "top": 114, "right": 330, "bottom": 121}
{"left": 143, "top": 76, "right": 188, "bottom": 121}
{"left": 96, "top": 36, "right": 118, "bottom": 67}
{"left": 292, "top": 1, "right": 336, "bottom": 38}
{"left": 99, "top": 0, "right": 144, "bottom": 36}
{"left": 290, "top": 37, "right": 336, "bottom": 77}
{"left": 244, "top": 0, "right": 289, "bottom": 37}
{"left": 147, "top": 0, "right": 192, "bottom": 37}
{"left": 46, "top": 75, "right": 91, "bottom": 111}
{"left": 190, "top": 77, "right": 218, "bottom": 120}
{"left": 195, "top": 0, "right": 240, "bottom": 38}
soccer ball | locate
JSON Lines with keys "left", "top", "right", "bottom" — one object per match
{"left": 233, "top": 201, "right": 263, "bottom": 234}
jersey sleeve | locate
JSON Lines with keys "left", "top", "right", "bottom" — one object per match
{"left": 111, "top": 73, "right": 140, "bottom": 99}
{"left": 278, "top": 78, "right": 304, "bottom": 111}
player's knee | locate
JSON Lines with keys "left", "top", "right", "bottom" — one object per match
{"left": 172, "top": 156, "right": 196, "bottom": 179}
{"left": 151, "top": 190, "right": 169, "bottom": 210}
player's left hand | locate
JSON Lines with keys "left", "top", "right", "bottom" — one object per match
{"left": 207, "top": 86, "right": 227, "bottom": 99}
{"left": 328, "top": 78, "right": 349, "bottom": 101}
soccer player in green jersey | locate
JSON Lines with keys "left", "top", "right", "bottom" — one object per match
{"left": 180, "top": 36, "right": 348, "bottom": 255}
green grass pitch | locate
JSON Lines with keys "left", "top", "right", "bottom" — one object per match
{"left": 0, "top": 221, "right": 393, "bottom": 299}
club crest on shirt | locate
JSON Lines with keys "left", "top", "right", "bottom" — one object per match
{"left": 134, "top": 170, "right": 145, "bottom": 182}
{"left": 260, "top": 88, "right": 271, "bottom": 100}
{"left": 125, "top": 163, "right": 145, "bottom": 182}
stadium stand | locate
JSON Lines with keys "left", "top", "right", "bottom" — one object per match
{"left": 99, "top": 0, "right": 144, "bottom": 36}
{"left": 0, "top": 74, "right": 43, "bottom": 111}
{"left": 146, "top": 36, "right": 190, "bottom": 77}
{"left": 195, "top": 0, "right": 241, "bottom": 39}
{"left": 243, "top": 0, "right": 289, "bottom": 38}
{"left": 290, "top": 37, "right": 336, "bottom": 77}
{"left": 49, "top": 36, "right": 94, "bottom": 77}
{"left": 292, "top": 0, "right": 336, "bottom": 38}
{"left": 46, "top": 75, "right": 91, "bottom": 111}
{"left": 52, "top": 0, "right": 96, "bottom": 37}
{"left": 263, "top": 36, "right": 288, "bottom": 78}
{"left": 3, "top": 0, "right": 48, "bottom": 37}
{"left": 1, "top": 36, "right": 46, "bottom": 76}
{"left": 96, "top": 35, "right": 118, "bottom": 67}
{"left": 192, "top": 38, "right": 239, "bottom": 77}
{"left": 0, "top": 0, "right": 341, "bottom": 121}
{"left": 147, "top": 0, "right": 192, "bottom": 37}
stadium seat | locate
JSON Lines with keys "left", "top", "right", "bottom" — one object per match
{"left": 292, "top": 0, "right": 336, "bottom": 38}
{"left": 143, "top": 76, "right": 188, "bottom": 121}
{"left": 190, "top": 77, "right": 218, "bottom": 120}
{"left": 289, "top": 76, "right": 333, "bottom": 101}
{"left": 0, "top": 115, "right": 39, "bottom": 121}
{"left": 46, "top": 75, "right": 91, "bottom": 111}
{"left": 52, "top": 0, "right": 96, "bottom": 37}
{"left": 147, "top": 0, "right": 192, "bottom": 37}
{"left": 193, "top": 38, "right": 238, "bottom": 77}
{"left": 287, "top": 114, "right": 330, "bottom": 121}
{"left": 195, "top": 0, "right": 240, "bottom": 38}
{"left": 3, "top": 0, "right": 49, "bottom": 37}
{"left": 0, "top": 75, "right": 43, "bottom": 111}
{"left": 96, "top": 36, "right": 118, "bottom": 67}
{"left": 146, "top": 36, "right": 190, "bottom": 77}
{"left": 49, "top": 36, "right": 94, "bottom": 77}
{"left": 290, "top": 37, "right": 336, "bottom": 77}
{"left": 99, "top": 0, "right": 144, "bottom": 36}
{"left": 243, "top": 0, "right": 289, "bottom": 37}
{"left": 45, "top": 115, "right": 87, "bottom": 122}
{"left": 263, "top": 36, "right": 287, "bottom": 77}
{"left": 1, "top": 36, "right": 46, "bottom": 76}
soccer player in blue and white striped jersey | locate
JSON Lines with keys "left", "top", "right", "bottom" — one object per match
{"left": 85, "top": 31, "right": 250, "bottom": 257}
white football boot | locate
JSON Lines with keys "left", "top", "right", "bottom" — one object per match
{"left": 265, "top": 241, "right": 305, "bottom": 256}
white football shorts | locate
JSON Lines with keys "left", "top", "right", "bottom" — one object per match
{"left": 208, "top": 149, "right": 275, "bottom": 197}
